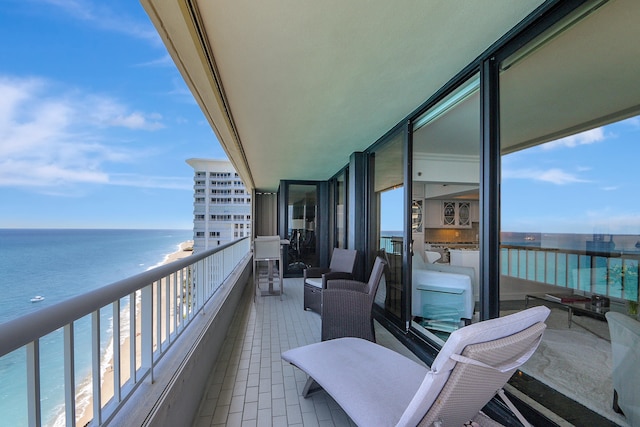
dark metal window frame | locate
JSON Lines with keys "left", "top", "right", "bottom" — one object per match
{"left": 364, "top": 0, "right": 596, "bottom": 424}
{"left": 365, "top": 122, "right": 411, "bottom": 329}
{"left": 278, "top": 179, "right": 328, "bottom": 276}
{"left": 366, "top": 0, "right": 591, "bottom": 329}
{"left": 328, "top": 165, "right": 349, "bottom": 250}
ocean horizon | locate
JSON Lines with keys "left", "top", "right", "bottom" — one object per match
{"left": 3, "top": 228, "right": 639, "bottom": 425}
{"left": 0, "top": 228, "right": 193, "bottom": 427}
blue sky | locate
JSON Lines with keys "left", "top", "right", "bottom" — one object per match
{"left": 0, "top": 0, "right": 227, "bottom": 229}
{"left": 502, "top": 116, "right": 640, "bottom": 234}
{"left": 3, "top": 1, "right": 638, "bottom": 236}
{"left": 380, "top": 116, "right": 640, "bottom": 235}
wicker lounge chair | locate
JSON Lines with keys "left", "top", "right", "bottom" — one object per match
{"left": 304, "top": 248, "right": 357, "bottom": 313}
{"left": 282, "top": 305, "right": 550, "bottom": 427}
{"left": 321, "top": 256, "right": 386, "bottom": 342}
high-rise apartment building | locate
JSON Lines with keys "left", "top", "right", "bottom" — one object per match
{"left": 186, "top": 158, "right": 251, "bottom": 253}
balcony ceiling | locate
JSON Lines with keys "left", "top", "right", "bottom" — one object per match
{"left": 141, "top": 0, "right": 546, "bottom": 191}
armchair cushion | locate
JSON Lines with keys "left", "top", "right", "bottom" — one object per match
{"left": 305, "top": 272, "right": 355, "bottom": 289}
{"left": 304, "top": 278, "right": 323, "bottom": 289}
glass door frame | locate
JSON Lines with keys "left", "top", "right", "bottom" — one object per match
{"left": 278, "top": 179, "right": 329, "bottom": 277}
{"left": 329, "top": 166, "right": 349, "bottom": 250}
{"left": 366, "top": 121, "right": 412, "bottom": 331}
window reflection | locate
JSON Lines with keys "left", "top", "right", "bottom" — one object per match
{"left": 286, "top": 184, "right": 317, "bottom": 274}
{"left": 410, "top": 74, "right": 480, "bottom": 341}
{"left": 370, "top": 131, "right": 405, "bottom": 320}
{"left": 336, "top": 172, "right": 346, "bottom": 249}
{"left": 499, "top": 1, "right": 640, "bottom": 422}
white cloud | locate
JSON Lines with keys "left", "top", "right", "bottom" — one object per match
{"left": 583, "top": 210, "right": 640, "bottom": 234}
{"left": 36, "top": 0, "right": 161, "bottom": 45}
{"left": 0, "top": 75, "right": 166, "bottom": 190}
{"left": 110, "top": 112, "right": 164, "bottom": 131}
{"left": 502, "top": 167, "right": 590, "bottom": 185}
{"left": 542, "top": 127, "right": 606, "bottom": 150}
{"left": 0, "top": 159, "right": 109, "bottom": 187}
{"left": 136, "top": 54, "right": 175, "bottom": 68}
{"left": 87, "top": 97, "right": 164, "bottom": 130}
{"left": 109, "top": 174, "right": 193, "bottom": 190}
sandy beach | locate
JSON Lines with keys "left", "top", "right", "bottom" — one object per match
{"left": 75, "top": 240, "right": 193, "bottom": 427}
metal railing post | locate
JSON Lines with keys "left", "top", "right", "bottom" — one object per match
{"left": 64, "top": 323, "right": 76, "bottom": 427}
{"left": 27, "top": 340, "right": 41, "bottom": 427}
{"left": 141, "top": 284, "right": 153, "bottom": 383}
{"left": 91, "top": 310, "right": 102, "bottom": 425}
{"left": 113, "top": 299, "right": 122, "bottom": 403}
{"left": 0, "top": 238, "right": 250, "bottom": 426}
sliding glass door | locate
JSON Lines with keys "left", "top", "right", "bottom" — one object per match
{"left": 370, "top": 128, "right": 406, "bottom": 321}
{"left": 282, "top": 182, "right": 319, "bottom": 276}
{"left": 331, "top": 169, "right": 347, "bottom": 250}
{"left": 410, "top": 74, "right": 481, "bottom": 341}
{"left": 498, "top": 1, "right": 640, "bottom": 422}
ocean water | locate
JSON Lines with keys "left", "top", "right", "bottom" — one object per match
{"left": 0, "top": 229, "right": 192, "bottom": 427}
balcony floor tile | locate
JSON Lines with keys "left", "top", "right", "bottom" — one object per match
{"left": 193, "top": 276, "right": 423, "bottom": 426}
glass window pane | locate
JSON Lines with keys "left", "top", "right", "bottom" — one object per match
{"left": 286, "top": 184, "right": 317, "bottom": 275}
{"left": 499, "top": 1, "right": 640, "bottom": 421}
{"left": 336, "top": 172, "right": 346, "bottom": 248}
{"left": 371, "top": 131, "right": 405, "bottom": 320}
{"left": 411, "top": 73, "right": 480, "bottom": 340}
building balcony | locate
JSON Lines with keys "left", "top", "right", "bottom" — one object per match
{"left": 0, "top": 237, "right": 625, "bottom": 426}
{"left": 194, "top": 257, "right": 629, "bottom": 427}
{"left": 191, "top": 276, "right": 421, "bottom": 427}
{"left": 0, "top": 239, "right": 418, "bottom": 427}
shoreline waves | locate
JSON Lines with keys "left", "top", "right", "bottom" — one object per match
{"left": 61, "top": 240, "right": 194, "bottom": 427}
{"left": 0, "top": 229, "right": 194, "bottom": 427}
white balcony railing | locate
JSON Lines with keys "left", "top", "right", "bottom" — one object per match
{"left": 501, "top": 244, "right": 640, "bottom": 302}
{"left": 0, "top": 237, "right": 250, "bottom": 427}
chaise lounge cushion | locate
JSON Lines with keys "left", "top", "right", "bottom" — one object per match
{"left": 282, "top": 305, "right": 550, "bottom": 427}
{"left": 283, "top": 337, "right": 428, "bottom": 426}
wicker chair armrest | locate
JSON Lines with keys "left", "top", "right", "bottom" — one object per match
{"left": 304, "top": 267, "right": 330, "bottom": 280}
{"left": 325, "top": 279, "right": 367, "bottom": 293}
{"left": 321, "top": 289, "right": 375, "bottom": 342}
{"left": 321, "top": 272, "right": 354, "bottom": 287}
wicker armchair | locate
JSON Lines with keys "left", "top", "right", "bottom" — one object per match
{"left": 303, "top": 248, "right": 357, "bottom": 313}
{"left": 321, "top": 256, "right": 386, "bottom": 342}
